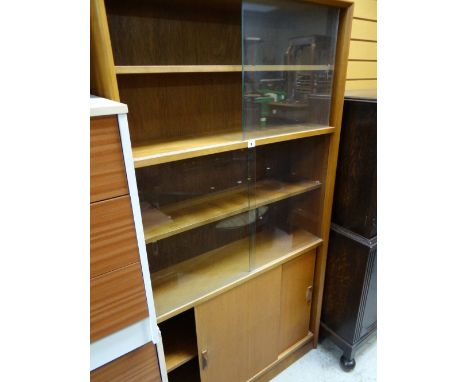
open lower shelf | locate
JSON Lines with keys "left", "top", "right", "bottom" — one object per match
{"left": 133, "top": 124, "right": 335, "bottom": 168}
{"left": 167, "top": 358, "right": 200, "bottom": 382}
{"left": 161, "top": 315, "right": 198, "bottom": 373}
{"left": 166, "top": 341, "right": 197, "bottom": 373}
{"left": 142, "top": 179, "right": 321, "bottom": 244}
{"left": 115, "top": 65, "right": 333, "bottom": 74}
{"left": 152, "top": 228, "right": 323, "bottom": 323}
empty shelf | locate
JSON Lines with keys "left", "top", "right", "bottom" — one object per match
{"left": 165, "top": 337, "right": 197, "bottom": 373}
{"left": 133, "top": 130, "right": 244, "bottom": 168}
{"left": 162, "top": 316, "right": 198, "bottom": 373}
{"left": 133, "top": 125, "right": 335, "bottom": 168}
{"left": 142, "top": 179, "right": 321, "bottom": 244}
{"left": 115, "top": 65, "right": 333, "bottom": 74}
{"left": 152, "top": 228, "right": 323, "bottom": 322}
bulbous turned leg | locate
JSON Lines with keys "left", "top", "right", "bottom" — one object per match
{"left": 340, "top": 354, "right": 356, "bottom": 372}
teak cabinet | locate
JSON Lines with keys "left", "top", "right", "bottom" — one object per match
{"left": 90, "top": 98, "right": 164, "bottom": 381}
{"left": 90, "top": 114, "right": 148, "bottom": 342}
{"left": 91, "top": 343, "right": 162, "bottom": 382}
{"left": 91, "top": 0, "right": 354, "bottom": 380}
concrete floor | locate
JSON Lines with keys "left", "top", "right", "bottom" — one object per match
{"left": 271, "top": 334, "right": 377, "bottom": 382}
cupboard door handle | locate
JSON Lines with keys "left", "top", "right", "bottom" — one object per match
{"left": 306, "top": 286, "right": 313, "bottom": 303}
{"left": 201, "top": 349, "right": 208, "bottom": 369}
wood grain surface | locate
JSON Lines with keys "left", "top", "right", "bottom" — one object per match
{"left": 321, "top": 228, "right": 376, "bottom": 345}
{"left": 310, "top": 1, "right": 354, "bottom": 347}
{"left": 106, "top": 0, "right": 241, "bottom": 66}
{"left": 167, "top": 358, "right": 201, "bottom": 382}
{"left": 132, "top": 124, "right": 334, "bottom": 168}
{"left": 332, "top": 98, "right": 377, "bottom": 238}
{"left": 248, "top": 334, "right": 313, "bottom": 382}
{"left": 91, "top": 342, "right": 161, "bottom": 382}
{"left": 279, "top": 251, "right": 316, "bottom": 353}
{"left": 91, "top": 195, "right": 140, "bottom": 278}
{"left": 91, "top": 262, "right": 148, "bottom": 342}
{"left": 117, "top": 72, "right": 242, "bottom": 145}
{"left": 246, "top": 268, "right": 282, "bottom": 377}
{"left": 115, "top": 65, "right": 333, "bottom": 74}
{"left": 90, "top": 0, "right": 120, "bottom": 100}
{"left": 195, "top": 267, "right": 281, "bottom": 382}
{"left": 90, "top": 115, "right": 128, "bottom": 202}
{"left": 195, "top": 275, "right": 250, "bottom": 382}
{"left": 90, "top": 1, "right": 357, "bottom": 379}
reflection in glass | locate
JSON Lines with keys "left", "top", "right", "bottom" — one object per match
{"left": 137, "top": 137, "right": 327, "bottom": 316}
{"left": 242, "top": 0, "right": 339, "bottom": 133}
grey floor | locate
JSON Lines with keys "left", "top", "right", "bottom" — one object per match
{"left": 271, "top": 334, "right": 377, "bottom": 382}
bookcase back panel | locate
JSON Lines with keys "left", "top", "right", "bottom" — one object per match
{"left": 137, "top": 150, "right": 248, "bottom": 209}
{"left": 117, "top": 73, "right": 242, "bottom": 144}
{"left": 106, "top": 0, "right": 241, "bottom": 65}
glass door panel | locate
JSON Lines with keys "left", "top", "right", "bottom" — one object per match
{"left": 242, "top": 0, "right": 339, "bottom": 137}
{"left": 242, "top": 0, "right": 339, "bottom": 269}
{"left": 137, "top": 149, "right": 251, "bottom": 317}
{"left": 247, "top": 136, "right": 329, "bottom": 269}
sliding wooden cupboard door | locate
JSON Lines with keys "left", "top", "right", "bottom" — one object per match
{"left": 279, "top": 250, "right": 316, "bottom": 353}
{"left": 195, "top": 280, "right": 249, "bottom": 382}
{"left": 195, "top": 268, "right": 281, "bottom": 382}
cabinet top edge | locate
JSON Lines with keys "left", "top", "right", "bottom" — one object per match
{"left": 90, "top": 95, "right": 128, "bottom": 118}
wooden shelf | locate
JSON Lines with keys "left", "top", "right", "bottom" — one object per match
{"left": 142, "top": 179, "right": 321, "bottom": 244}
{"left": 133, "top": 130, "right": 244, "bottom": 169}
{"left": 167, "top": 359, "right": 200, "bottom": 382}
{"left": 152, "top": 228, "right": 323, "bottom": 323}
{"left": 162, "top": 317, "right": 198, "bottom": 373}
{"left": 165, "top": 335, "right": 197, "bottom": 373}
{"left": 133, "top": 125, "right": 335, "bottom": 168}
{"left": 116, "top": 65, "right": 333, "bottom": 74}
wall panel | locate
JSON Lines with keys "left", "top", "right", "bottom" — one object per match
{"left": 346, "top": 0, "right": 377, "bottom": 91}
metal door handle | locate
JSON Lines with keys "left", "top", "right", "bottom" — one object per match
{"left": 306, "top": 286, "right": 313, "bottom": 303}
{"left": 201, "top": 349, "right": 208, "bottom": 369}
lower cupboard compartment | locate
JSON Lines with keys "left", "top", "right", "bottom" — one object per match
{"left": 158, "top": 251, "right": 317, "bottom": 382}
{"left": 160, "top": 309, "right": 198, "bottom": 374}
{"left": 168, "top": 358, "right": 201, "bottom": 382}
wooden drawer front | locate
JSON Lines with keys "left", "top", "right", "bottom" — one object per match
{"left": 91, "top": 115, "right": 128, "bottom": 203}
{"left": 91, "top": 195, "right": 140, "bottom": 278}
{"left": 91, "top": 342, "right": 161, "bottom": 382}
{"left": 91, "top": 263, "right": 149, "bottom": 342}
{"left": 278, "top": 250, "right": 316, "bottom": 353}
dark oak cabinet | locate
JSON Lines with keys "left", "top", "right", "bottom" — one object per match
{"left": 320, "top": 90, "right": 377, "bottom": 371}
{"left": 331, "top": 92, "right": 377, "bottom": 239}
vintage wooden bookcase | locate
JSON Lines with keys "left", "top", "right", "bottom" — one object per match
{"left": 91, "top": 0, "right": 353, "bottom": 381}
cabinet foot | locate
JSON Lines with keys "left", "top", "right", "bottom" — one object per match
{"left": 340, "top": 355, "right": 356, "bottom": 372}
